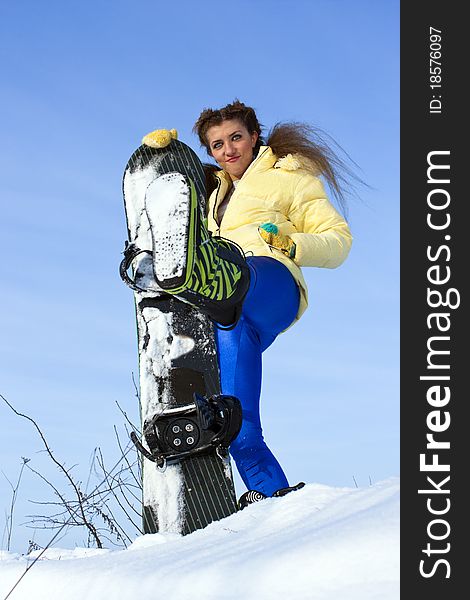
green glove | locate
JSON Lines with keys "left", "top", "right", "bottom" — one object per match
{"left": 259, "top": 223, "right": 296, "bottom": 259}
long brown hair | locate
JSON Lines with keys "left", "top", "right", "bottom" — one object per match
{"left": 194, "top": 99, "right": 361, "bottom": 216}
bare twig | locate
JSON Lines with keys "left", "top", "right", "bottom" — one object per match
{"left": 0, "top": 420, "right": 136, "bottom": 600}
{"left": 115, "top": 400, "right": 139, "bottom": 433}
{"left": 1, "top": 394, "right": 103, "bottom": 548}
{"left": 1, "top": 391, "right": 145, "bottom": 599}
{"left": 114, "top": 424, "right": 142, "bottom": 491}
{"left": 95, "top": 448, "right": 142, "bottom": 537}
{"left": 2, "top": 457, "right": 30, "bottom": 551}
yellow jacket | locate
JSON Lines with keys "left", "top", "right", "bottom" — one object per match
{"left": 207, "top": 146, "right": 352, "bottom": 322}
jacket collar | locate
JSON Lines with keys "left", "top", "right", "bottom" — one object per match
{"left": 214, "top": 146, "right": 276, "bottom": 188}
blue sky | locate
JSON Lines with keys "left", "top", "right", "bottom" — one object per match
{"left": 0, "top": 0, "right": 399, "bottom": 551}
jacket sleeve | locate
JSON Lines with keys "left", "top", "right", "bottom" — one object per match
{"left": 287, "top": 173, "right": 353, "bottom": 268}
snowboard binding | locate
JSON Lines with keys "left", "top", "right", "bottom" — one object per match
{"left": 131, "top": 393, "right": 242, "bottom": 469}
{"left": 119, "top": 241, "right": 156, "bottom": 293}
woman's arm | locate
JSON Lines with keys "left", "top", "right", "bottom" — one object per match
{"left": 287, "top": 173, "right": 353, "bottom": 269}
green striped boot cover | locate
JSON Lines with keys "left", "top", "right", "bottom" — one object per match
{"left": 145, "top": 172, "right": 250, "bottom": 326}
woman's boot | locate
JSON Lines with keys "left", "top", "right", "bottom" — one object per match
{"left": 145, "top": 172, "right": 250, "bottom": 327}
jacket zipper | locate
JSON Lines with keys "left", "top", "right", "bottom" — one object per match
{"left": 212, "top": 147, "right": 270, "bottom": 231}
{"left": 212, "top": 177, "right": 223, "bottom": 231}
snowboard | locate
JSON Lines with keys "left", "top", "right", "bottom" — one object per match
{"left": 121, "top": 138, "right": 239, "bottom": 535}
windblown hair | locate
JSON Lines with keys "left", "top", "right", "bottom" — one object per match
{"left": 194, "top": 99, "right": 361, "bottom": 216}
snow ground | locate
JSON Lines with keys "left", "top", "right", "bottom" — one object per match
{"left": 0, "top": 478, "right": 399, "bottom": 600}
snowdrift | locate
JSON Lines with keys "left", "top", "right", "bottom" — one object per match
{"left": 0, "top": 478, "right": 399, "bottom": 600}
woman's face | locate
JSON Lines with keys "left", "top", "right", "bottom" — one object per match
{"left": 206, "top": 119, "right": 259, "bottom": 180}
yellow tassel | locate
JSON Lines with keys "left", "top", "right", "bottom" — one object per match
{"left": 142, "top": 128, "right": 178, "bottom": 148}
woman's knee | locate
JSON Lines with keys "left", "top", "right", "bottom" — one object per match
{"left": 243, "top": 257, "right": 299, "bottom": 333}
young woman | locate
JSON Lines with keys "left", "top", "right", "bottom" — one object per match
{"left": 143, "top": 100, "right": 353, "bottom": 507}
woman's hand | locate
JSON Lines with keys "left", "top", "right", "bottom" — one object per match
{"left": 259, "top": 223, "right": 296, "bottom": 259}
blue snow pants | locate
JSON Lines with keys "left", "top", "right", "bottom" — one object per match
{"left": 215, "top": 256, "right": 300, "bottom": 496}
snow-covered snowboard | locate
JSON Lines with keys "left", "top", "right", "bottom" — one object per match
{"left": 121, "top": 139, "right": 239, "bottom": 535}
